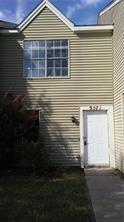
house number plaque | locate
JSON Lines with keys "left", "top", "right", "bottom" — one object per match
{"left": 89, "top": 106, "right": 102, "bottom": 111}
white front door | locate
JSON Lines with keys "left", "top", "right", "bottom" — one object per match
{"left": 84, "top": 111, "right": 109, "bottom": 166}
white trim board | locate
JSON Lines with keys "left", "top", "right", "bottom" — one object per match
{"left": 80, "top": 105, "right": 115, "bottom": 168}
{"left": 99, "top": 0, "right": 122, "bottom": 16}
{"left": 121, "top": 93, "right": 124, "bottom": 137}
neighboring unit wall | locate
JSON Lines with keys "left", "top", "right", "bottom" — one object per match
{"left": 99, "top": 0, "right": 124, "bottom": 172}
{"left": 0, "top": 36, "right": 3, "bottom": 77}
{"left": 99, "top": 4, "right": 118, "bottom": 24}
{"left": 0, "top": 7, "right": 113, "bottom": 166}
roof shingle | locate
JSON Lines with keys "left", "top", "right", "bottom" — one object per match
{"left": 0, "top": 20, "right": 17, "bottom": 29}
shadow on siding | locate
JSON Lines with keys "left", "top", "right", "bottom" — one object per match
{"left": 0, "top": 35, "right": 80, "bottom": 166}
{"left": 27, "top": 90, "right": 80, "bottom": 166}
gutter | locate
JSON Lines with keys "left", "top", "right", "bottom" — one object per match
{"left": 0, "top": 29, "right": 19, "bottom": 34}
{"left": 0, "top": 25, "right": 113, "bottom": 34}
{"left": 73, "top": 25, "right": 114, "bottom": 33}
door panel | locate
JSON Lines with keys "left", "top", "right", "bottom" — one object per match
{"left": 84, "top": 111, "right": 109, "bottom": 166}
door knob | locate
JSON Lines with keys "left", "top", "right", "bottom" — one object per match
{"left": 84, "top": 136, "right": 87, "bottom": 146}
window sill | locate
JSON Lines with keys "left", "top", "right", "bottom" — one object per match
{"left": 23, "top": 76, "right": 71, "bottom": 80}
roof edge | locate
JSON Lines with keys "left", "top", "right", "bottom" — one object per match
{"left": 0, "top": 25, "right": 113, "bottom": 34}
{"left": 99, "top": 0, "right": 122, "bottom": 16}
{"left": 0, "top": 20, "right": 17, "bottom": 29}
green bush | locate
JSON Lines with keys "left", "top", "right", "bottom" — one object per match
{"left": 0, "top": 92, "right": 51, "bottom": 173}
{"left": 0, "top": 93, "right": 27, "bottom": 169}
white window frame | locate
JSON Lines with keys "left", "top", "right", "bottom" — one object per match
{"left": 23, "top": 40, "right": 70, "bottom": 79}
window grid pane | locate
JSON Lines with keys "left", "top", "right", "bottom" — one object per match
{"left": 24, "top": 40, "right": 68, "bottom": 78}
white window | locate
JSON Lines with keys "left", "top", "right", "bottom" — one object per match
{"left": 24, "top": 40, "right": 69, "bottom": 78}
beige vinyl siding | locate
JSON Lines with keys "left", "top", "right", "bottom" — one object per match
{"left": 99, "top": 0, "right": 124, "bottom": 172}
{"left": 99, "top": 6, "right": 117, "bottom": 24}
{"left": 0, "top": 7, "right": 113, "bottom": 166}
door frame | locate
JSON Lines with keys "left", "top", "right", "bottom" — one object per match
{"left": 80, "top": 105, "right": 115, "bottom": 168}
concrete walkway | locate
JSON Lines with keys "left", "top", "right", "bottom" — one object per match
{"left": 85, "top": 168, "right": 124, "bottom": 222}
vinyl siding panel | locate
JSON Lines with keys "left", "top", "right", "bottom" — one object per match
{"left": 0, "top": 7, "right": 113, "bottom": 166}
{"left": 99, "top": 0, "right": 124, "bottom": 172}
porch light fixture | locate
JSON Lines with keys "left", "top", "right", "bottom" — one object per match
{"left": 71, "top": 116, "right": 79, "bottom": 126}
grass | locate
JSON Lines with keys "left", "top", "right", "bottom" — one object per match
{"left": 0, "top": 168, "right": 94, "bottom": 222}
